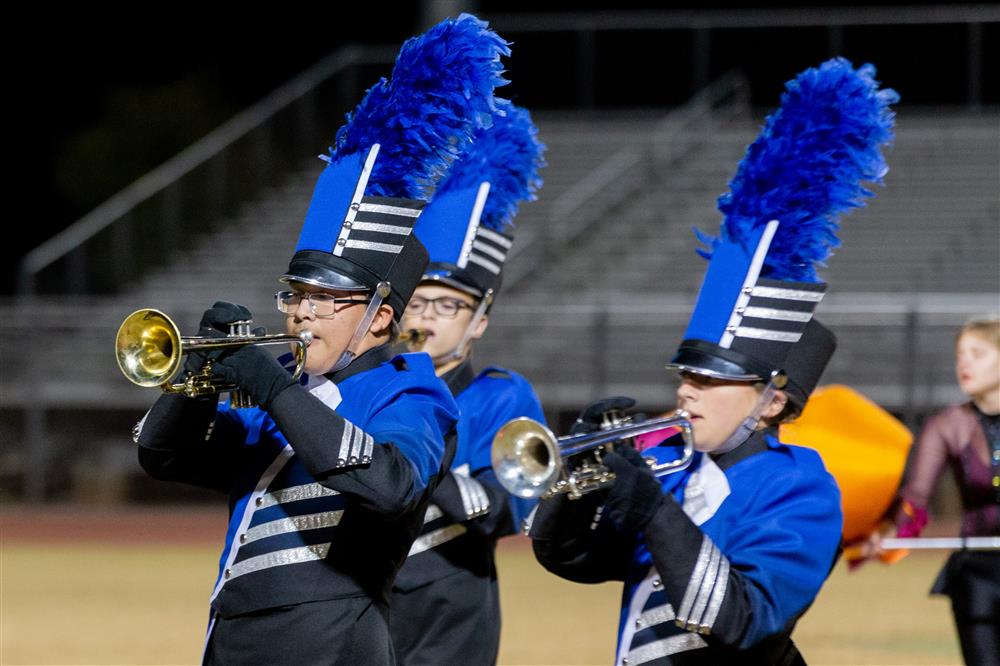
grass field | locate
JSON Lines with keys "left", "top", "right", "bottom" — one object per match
{"left": 1, "top": 508, "right": 963, "bottom": 665}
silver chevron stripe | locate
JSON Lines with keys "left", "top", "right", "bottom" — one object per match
{"left": 257, "top": 483, "right": 339, "bottom": 509}
{"left": 750, "top": 285, "right": 825, "bottom": 301}
{"left": 454, "top": 474, "right": 490, "bottom": 518}
{"left": 423, "top": 503, "right": 444, "bottom": 524}
{"left": 408, "top": 524, "right": 467, "bottom": 556}
{"left": 477, "top": 227, "right": 513, "bottom": 248}
{"left": 734, "top": 326, "right": 803, "bottom": 343}
{"left": 242, "top": 510, "right": 343, "bottom": 545}
{"left": 676, "top": 537, "right": 730, "bottom": 634}
{"left": 357, "top": 202, "right": 421, "bottom": 217}
{"left": 676, "top": 537, "right": 713, "bottom": 624}
{"left": 684, "top": 542, "right": 723, "bottom": 632}
{"left": 349, "top": 221, "right": 413, "bottom": 235}
{"left": 742, "top": 306, "right": 813, "bottom": 322}
{"left": 338, "top": 421, "right": 355, "bottom": 463}
{"left": 344, "top": 239, "right": 404, "bottom": 254}
{"left": 634, "top": 603, "right": 676, "bottom": 631}
{"left": 228, "top": 543, "right": 331, "bottom": 581}
{"left": 334, "top": 421, "right": 374, "bottom": 466}
{"left": 702, "top": 558, "right": 730, "bottom": 631}
{"left": 467, "top": 253, "right": 502, "bottom": 275}
{"left": 626, "top": 633, "right": 708, "bottom": 664}
{"left": 471, "top": 239, "right": 508, "bottom": 262}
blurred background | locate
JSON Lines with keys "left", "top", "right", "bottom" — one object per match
{"left": 3, "top": 1, "right": 998, "bottom": 664}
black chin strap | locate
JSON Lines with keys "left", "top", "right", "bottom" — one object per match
{"left": 713, "top": 371, "right": 787, "bottom": 455}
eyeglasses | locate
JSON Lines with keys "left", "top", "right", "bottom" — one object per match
{"left": 404, "top": 296, "right": 474, "bottom": 319}
{"left": 275, "top": 290, "right": 369, "bottom": 318}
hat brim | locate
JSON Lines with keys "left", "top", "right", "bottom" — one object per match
{"left": 666, "top": 342, "right": 766, "bottom": 382}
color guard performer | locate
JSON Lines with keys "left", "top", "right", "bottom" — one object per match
{"left": 528, "top": 58, "right": 898, "bottom": 665}
{"left": 389, "top": 100, "right": 547, "bottom": 665}
{"left": 133, "top": 15, "right": 509, "bottom": 665}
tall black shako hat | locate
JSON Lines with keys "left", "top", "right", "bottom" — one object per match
{"left": 414, "top": 100, "right": 545, "bottom": 300}
{"left": 282, "top": 14, "right": 510, "bottom": 320}
{"left": 668, "top": 58, "right": 898, "bottom": 407}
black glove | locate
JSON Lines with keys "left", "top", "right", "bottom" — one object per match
{"left": 210, "top": 343, "right": 297, "bottom": 409}
{"left": 184, "top": 302, "right": 254, "bottom": 375}
{"left": 569, "top": 396, "right": 637, "bottom": 435}
{"left": 602, "top": 444, "right": 665, "bottom": 533}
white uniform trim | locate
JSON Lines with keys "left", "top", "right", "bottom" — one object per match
{"left": 733, "top": 327, "right": 803, "bottom": 343}
{"left": 477, "top": 227, "right": 513, "bottom": 248}
{"left": 750, "top": 285, "right": 825, "bottom": 301}
{"left": 343, "top": 239, "right": 405, "bottom": 254}
{"left": 350, "top": 221, "right": 413, "bottom": 235}
{"left": 209, "top": 445, "right": 296, "bottom": 602}
{"left": 467, "top": 254, "right": 502, "bottom": 275}
{"left": 241, "top": 510, "right": 344, "bottom": 546}
{"left": 334, "top": 144, "right": 380, "bottom": 257}
{"left": 625, "top": 633, "right": 708, "bottom": 665}
{"left": 357, "top": 202, "right": 421, "bottom": 218}
{"left": 457, "top": 182, "right": 490, "bottom": 269}
{"left": 227, "top": 543, "right": 332, "bottom": 581}
{"left": 257, "top": 483, "right": 339, "bottom": 509}
{"left": 742, "top": 306, "right": 814, "bottom": 322}
{"left": 720, "top": 220, "right": 779, "bottom": 349}
{"left": 408, "top": 524, "right": 468, "bottom": 556}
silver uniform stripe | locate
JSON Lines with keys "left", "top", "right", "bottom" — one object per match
{"left": 357, "top": 202, "right": 421, "bottom": 218}
{"left": 408, "top": 524, "right": 467, "bottom": 556}
{"left": 334, "top": 144, "right": 380, "bottom": 257}
{"left": 338, "top": 422, "right": 355, "bottom": 462}
{"left": 720, "top": 220, "right": 779, "bottom": 349}
{"left": 423, "top": 504, "right": 444, "bottom": 523}
{"left": 742, "top": 306, "right": 813, "bottom": 322}
{"left": 477, "top": 227, "right": 513, "bottom": 249}
{"left": 750, "top": 285, "right": 825, "bottom": 301}
{"left": 242, "top": 510, "right": 344, "bottom": 546}
{"left": 457, "top": 183, "right": 489, "bottom": 270}
{"left": 683, "top": 541, "right": 724, "bottom": 632}
{"left": 701, "top": 557, "right": 730, "bottom": 631}
{"left": 455, "top": 475, "right": 490, "bottom": 518}
{"left": 626, "top": 633, "right": 708, "bottom": 664}
{"left": 467, "top": 253, "right": 502, "bottom": 275}
{"left": 349, "top": 221, "right": 413, "bottom": 235}
{"left": 343, "top": 239, "right": 404, "bottom": 254}
{"left": 635, "top": 603, "right": 676, "bottom": 630}
{"left": 210, "top": 445, "right": 295, "bottom": 602}
{"left": 471, "top": 239, "right": 508, "bottom": 263}
{"left": 228, "top": 543, "right": 331, "bottom": 581}
{"left": 676, "top": 537, "right": 714, "bottom": 623}
{"left": 257, "top": 483, "right": 339, "bottom": 509}
{"left": 132, "top": 410, "right": 150, "bottom": 444}
{"left": 734, "top": 327, "right": 804, "bottom": 343}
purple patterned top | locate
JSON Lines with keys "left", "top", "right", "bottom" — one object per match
{"left": 897, "top": 402, "right": 1000, "bottom": 537}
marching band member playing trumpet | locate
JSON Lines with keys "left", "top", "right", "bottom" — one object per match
{"left": 529, "top": 58, "right": 898, "bottom": 664}
{"left": 390, "top": 101, "right": 547, "bottom": 666}
{"left": 133, "top": 16, "right": 509, "bottom": 665}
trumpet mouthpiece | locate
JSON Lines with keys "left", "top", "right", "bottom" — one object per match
{"left": 299, "top": 330, "right": 314, "bottom": 344}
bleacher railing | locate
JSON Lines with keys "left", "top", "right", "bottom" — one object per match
{"left": 17, "top": 45, "right": 398, "bottom": 298}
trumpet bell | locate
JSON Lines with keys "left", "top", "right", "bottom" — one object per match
{"left": 491, "top": 417, "right": 560, "bottom": 499}
{"left": 116, "top": 309, "right": 183, "bottom": 387}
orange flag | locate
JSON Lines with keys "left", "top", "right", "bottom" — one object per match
{"left": 781, "top": 384, "right": 913, "bottom": 548}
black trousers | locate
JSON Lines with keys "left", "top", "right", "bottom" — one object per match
{"left": 205, "top": 596, "right": 393, "bottom": 666}
{"left": 391, "top": 569, "right": 500, "bottom": 666}
{"left": 941, "top": 551, "right": 1000, "bottom": 666}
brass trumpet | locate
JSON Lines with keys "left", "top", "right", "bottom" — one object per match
{"left": 115, "top": 308, "right": 312, "bottom": 408}
{"left": 399, "top": 328, "right": 429, "bottom": 351}
{"left": 492, "top": 410, "right": 694, "bottom": 499}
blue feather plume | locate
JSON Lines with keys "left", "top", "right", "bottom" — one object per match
{"left": 700, "top": 57, "right": 898, "bottom": 282}
{"left": 332, "top": 13, "right": 510, "bottom": 200}
{"left": 434, "top": 99, "right": 546, "bottom": 231}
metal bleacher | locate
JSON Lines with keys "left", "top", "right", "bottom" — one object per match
{"left": 2, "top": 70, "right": 997, "bottom": 500}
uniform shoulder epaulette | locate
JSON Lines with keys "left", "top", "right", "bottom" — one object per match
{"left": 482, "top": 367, "right": 512, "bottom": 380}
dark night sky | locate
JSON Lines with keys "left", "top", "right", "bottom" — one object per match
{"left": 11, "top": 2, "right": 996, "bottom": 294}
